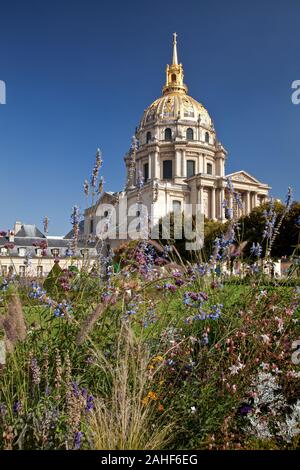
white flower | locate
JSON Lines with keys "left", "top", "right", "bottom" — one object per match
{"left": 190, "top": 406, "right": 196, "bottom": 414}
{"left": 274, "top": 316, "right": 284, "bottom": 333}
{"left": 229, "top": 355, "right": 245, "bottom": 375}
{"left": 261, "top": 334, "right": 271, "bottom": 345}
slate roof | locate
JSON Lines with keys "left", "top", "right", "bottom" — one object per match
{"left": 0, "top": 223, "right": 97, "bottom": 258}
{"left": 15, "top": 225, "right": 46, "bottom": 239}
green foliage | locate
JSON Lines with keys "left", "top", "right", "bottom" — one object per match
{"left": 43, "top": 262, "right": 63, "bottom": 298}
{"left": 241, "top": 201, "right": 300, "bottom": 259}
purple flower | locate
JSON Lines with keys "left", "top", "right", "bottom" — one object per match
{"left": 72, "top": 382, "right": 80, "bottom": 397}
{"left": 209, "top": 304, "right": 223, "bottom": 320}
{"left": 250, "top": 242, "right": 262, "bottom": 258}
{"left": 239, "top": 405, "right": 252, "bottom": 416}
{"left": 13, "top": 400, "right": 21, "bottom": 414}
{"left": 74, "top": 431, "right": 83, "bottom": 450}
{"left": 285, "top": 187, "right": 293, "bottom": 211}
{"left": 86, "top": 395, "right": 94, "bottom": 411}
{"left": 70, "top": 206, "right": 80, "bottom": 225}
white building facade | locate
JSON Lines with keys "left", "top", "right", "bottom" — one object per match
{"left": 84, "top": 34, "right": 270, "bottom": 247}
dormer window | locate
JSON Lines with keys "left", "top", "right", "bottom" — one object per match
{"left": 0, "top": 247, "right": 8, "bottom": 256}
{"left": 18, "top": 247, "right": 26, "bottom": 257}
{"left": 51, "top": 248, "right": 60, "bottom": 257}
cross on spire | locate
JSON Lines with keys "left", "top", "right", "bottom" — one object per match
{"left": 172, "top": 32, "right": 178, "bottom": 65}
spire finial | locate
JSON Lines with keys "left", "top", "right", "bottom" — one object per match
{"left": 162, "top": 32, "right": 187, "bottom": 95}
{"left": 172, "top": 32, "right": 178, "bottom": 65}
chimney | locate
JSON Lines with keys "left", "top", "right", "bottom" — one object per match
{"left": 14, "top": 221, "right": 22, "bottom": 235}
{"left": 8, "top": 230, "right": 15, "bottom": 242}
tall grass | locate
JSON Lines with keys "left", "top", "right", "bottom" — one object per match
{"left": 88, "top": 324, "right": 175, "bottom": 450}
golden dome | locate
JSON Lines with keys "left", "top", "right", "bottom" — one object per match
{"left": 140, "top": 93, "right": 211, "bottom": 128}
{"left": 139, "top": 33, "right": 212, "bottom": 129}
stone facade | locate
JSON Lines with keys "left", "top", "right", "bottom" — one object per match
{"left": 84, "top": 34, "right": 270, "bottom": 247}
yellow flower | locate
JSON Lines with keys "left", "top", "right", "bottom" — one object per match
{"left": 147, "top": 391, "right": 158, "bottom": 401}
{"left": 142, "top": 396, "right": 149, "bottom": 406}
{"left": 153, "top": 356, "right": 164, "bottom": 363}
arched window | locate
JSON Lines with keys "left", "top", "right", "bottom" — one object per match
{"left": 207, "top": 163, "right": 213, "bottom": 175}
{"left": 146, "top": 131, "right": 151, "bottom": 144}
{"left": 186, "top": 160, "right": 195, "bottom": 178}
{"left": 164, "top": 128, "right": 172, "bottom": 141}
{"left": 143, "top": 162, "right": 149, "bottom": 182}
{"left": 186, "top": 128, "right": 194, "bottom": 141}
{"left": 205, "top": 132, "right": 210, "bottom": 143}
{"left": 163, "top": 160, "right": 172, "bottom": 179}
{"left": 171, "top": 73, "right": 177, "bottom": 82}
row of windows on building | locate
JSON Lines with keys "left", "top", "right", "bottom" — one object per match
{"left": 142, "top": 159, "right": 213, "bottom": 181}
{"left": 0, "top": 247, "right": 90, "bottom": 257}
{"left": 1, "top": 265, "right": 44, "bottom": 277}
{"left": 146, "top": 128, "right": 211, "bottom": 144}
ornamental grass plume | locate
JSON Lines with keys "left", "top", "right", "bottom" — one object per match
{"left": 87, "top": 325, "right": 175, "bottom": 450}
{"left": 0, "top": 293, "right": 27, "bottom": 353}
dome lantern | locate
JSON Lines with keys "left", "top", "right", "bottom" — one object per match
{"left": 162, "top": 33, "right": 188, "bottom": 96}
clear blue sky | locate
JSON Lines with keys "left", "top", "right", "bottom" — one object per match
{"left": 0, "top": 0, "right": 299, "bottom": 235}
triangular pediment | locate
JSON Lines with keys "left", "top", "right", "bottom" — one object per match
{"left": 226, "top": 171, "right": 262, "bottom": 185}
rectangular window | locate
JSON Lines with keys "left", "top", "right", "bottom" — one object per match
{"left": 172, "top": 200, "right": 182, "bottom": 213}
{"left": 0, "top": 247, "right": 8, "bottom": 256}
{"left": 143, "top": 163, "right": 149, "bottom": 182}
{"left": 90, "top": 219, "right": 94, "bottom": 234}
{"left": 37, "top": 266, "right": 43, "bottom": 277}
{"left": 19, "top": 265, "right": 26, "bottom": 277}
{"left": 51, "top": 249, "right": 60, "bottom": 257}
{"left": 207, "top": 163, "right": 213, "bottom": 175}
{"left": 163, "top": 160, "right": 172, "bottom": 180}
{"left": 1, "top": 265, "right": 7, "bottom": 276}
{"left": 186, "top": 160, "right": 195, "bottom": 178}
